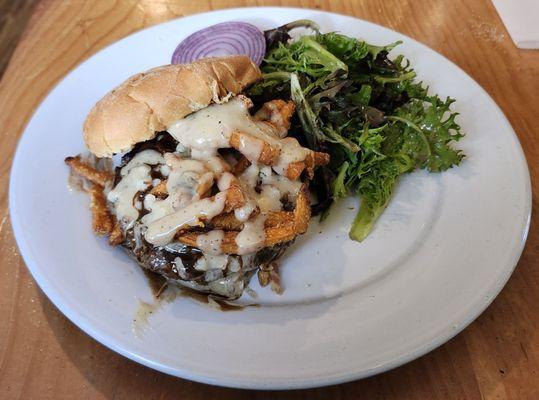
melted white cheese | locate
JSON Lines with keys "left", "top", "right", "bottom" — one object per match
{"left": 107, "top": 149, "right": 166, "bottom": 226}
{"left": 235, "top": 133, "right": 264, "bottom": 163}
{"left": 265, "top": 174, "right": 302, "bottom": 201}
{"left": 258, "top": 185, "right": 282, "bottom": 212}
{"left": 193, "top": 254, "right": 229, "bottom": 272}
{"left": 236, "top": 163, "right": 302, "bottom": 215}
{"left": 141, "top": 154, "right": 213, "bottom": 226}
{"left": 144, "top": 192, "right": 228, "bottom": 246}
{"left": 143, "top": 194, "right": 156, "bottom": 210}
{"left": 196, "top": 230, "right": 225, "bottom": 255}
{"left": 107, "top": 165, "right": 151, "bottom": 226}
{"left": 240, "top": 164, "right": 260, "bottom": 187}
{"left": 234, "top": 200, "right": 257, "bottom": 222}
{"left": 217, "top": 172, "right": 235, "bottom": 191}
{"left": 110, "top": 96, "right": 312, "bottom": 251}
{"left": 235, "top": 214, "right": 267, "bottom": 255}
{"left": 205, "top": 156, "right": 229, "bottom": 174}
{"left": 272, "top": 137, "right": 311, "bottom": 176}
{"left": 227, "top": 257, "right": 242, "bottom": 272}
{"left": 160, "top": 164, "right": 170, "bottom": 176}
{"left": 167, "top": 96, "right": 279, "bottom": 158}
{"left": 121, "top": 150, "right": 164, "bottom": 176}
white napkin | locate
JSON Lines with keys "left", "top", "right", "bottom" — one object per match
{"left": 492, "top": 0, "right": 539, "bottom": 49}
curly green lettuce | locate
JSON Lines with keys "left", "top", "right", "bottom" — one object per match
{"left": 248, "top": 21, "right": 464, "bottom": 242}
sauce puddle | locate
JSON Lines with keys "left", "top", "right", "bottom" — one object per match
{"left": 133, "top": 271, "right": 259, "bottom": 337}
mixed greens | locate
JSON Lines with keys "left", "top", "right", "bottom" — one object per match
{"left": 248, "top": 20, "right": 464, "bottom": 241}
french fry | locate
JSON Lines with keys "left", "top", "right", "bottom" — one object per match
{"left": 254, "top": 100, "right": 295, "bottom": 136}
{"left": 165, "top": 184, "right": 246, "bottom": 235}
{"left": 230, "top": 130, "right": 280, "bottom": 166}
{"left": 232, "top": 155, "right": 251, "bottom": 175}
{"left": 108, "top": 218, "right": 124, "bottom": 245}
{"left": 65, "top": 156, "right": 113, "bottom": 187}
{"left": 258, "top": 269, "right": 270, "bottom": 287}
{"left": 284, "top": 152, "right": 329, "bottom": 181}
{"left": 313, "top": 151, "right": 330, "bottom": 166}
{"left": 267, "top": 211, "right": 296, "bottom": 229}
{"left": 88, "top": 184, "right": 113, "bottom": 236}
{"left": 223, "top": 182, "right": 246, "bottom": 211}
{"left": 149, "top": 172, "right": 213, "bottom": 198}
{"left": 177, "top": 223, "right": 295, "bottom": 254}
{"left": 285, "top": 161, "right": 306, "bottom": 180}
{"left": 150, "top": 180, "right": 167, "bottom": 197}
{"left": 177, "top": 185, "right": 310, "bottom": 253}
{"left": 209, "top": 210, "right": 293, "bottom": 231}
{"left": 268, "top": 263, "right": 283, "bottom": 295}
{"left": 291, "top": 184, "right": 310, "bottom": 234}
{"left": 208, "top": 212, "right": 245, "bottom": 231}
{"left": 197, "top": 173, "right": 215, "bottom": 196}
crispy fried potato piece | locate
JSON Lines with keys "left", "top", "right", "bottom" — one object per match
{"left": 65, "top": 156, "right": 113, "bottom": 187}
{"left": 284, "top": 151, "right": 330, "bottom": 180}
{"left": 268, "top": 268, "right": 283, "bottom": 294}
{"left": 291, "top": 184, "right": 310, "bottom": 234}
{"left": 197, "top": 172, "right": 215, "bottom": 196}
{"left": 149, "top": 169, "right": 215, "bottom": 199}
{"left": 151, "top": 179, "right": 213, "bottom": 199}
{"left": 313, "top": 151, "right": 330, "bottom": 166}
{"left": 230, "top": 126, "right": 328, "bottom": 178}
{"left": 285, "top": 161, "right": 306, "bottom": 180}
{"left": 209, "top": 212, "right": 248, "bottom": 231}
{"left": 258, "top": 262, "right": 284, "bottom": 294}
{"left": 230, "top": 130, "right": 280, "bottom": 165}
{"left": 158, "top": 184, "right": 247, "bottom": 240}
{"left": 209, "top": 210, "right": 293, "bottom": 231}
{"left": 255, "top": 100, "right": 295, "bottom": 136}
{"left": 223, "top": 182, "right": 246, "bottom": 211}
{"left": 304, "top": 155, "right": 315, "bottom": 180}
{"left": 150, "top": 180, "right": 168, "bottom": 197}
{"left": 232, "top": 155, "right": 251, "bottom": 175}
{"left": 88, "top": 184, "right": 113, "bottom": 236}
{"left": 178, "top": 222, "right": 297, "bottom": 253}
{"left": 146, "top": 175, "right": 247, "bottom": 242}
{"left": 304, "top": 151, "right": 331, "bottom": 179}
{"left": 108, "top": 218, "right": 124, "bottom": 245}
{"left": 258, "top": 261, "right": 282, "bottom": 291}
{"left": 258, "top": 269, "right": 270, "bottom": 287}
{"left": 177, "top": 185, "right": 310, "bottom": 253}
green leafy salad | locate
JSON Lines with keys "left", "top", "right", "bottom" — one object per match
{"left": 247, "top": 20, "right": 465, "bottom": 241}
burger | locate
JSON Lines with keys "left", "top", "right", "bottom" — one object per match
{"left": 65, "top": 55, "right": 328, "bottom": 301}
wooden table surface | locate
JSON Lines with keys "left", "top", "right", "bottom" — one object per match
{"left": 0, "top": 0, "right": 537, "bottom": 399}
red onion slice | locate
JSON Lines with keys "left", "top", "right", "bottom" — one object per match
{"left": 172, "top": 22, "right": 266, "bottom": 65}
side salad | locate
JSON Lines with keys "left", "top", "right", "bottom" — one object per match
{"left": 173, "top": 20, "right": 464, "bottom": 241}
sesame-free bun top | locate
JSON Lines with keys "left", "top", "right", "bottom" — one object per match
{"left": 83, "top": 55, "right": 262, "bottom": 158}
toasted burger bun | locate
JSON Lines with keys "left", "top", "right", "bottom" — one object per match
{"left": 83, "top": 55, "right": 261, "bottom": 158}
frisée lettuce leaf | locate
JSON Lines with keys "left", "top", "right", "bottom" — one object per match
{"left": 248, "top": 21, "right": 464, "bottom": 242}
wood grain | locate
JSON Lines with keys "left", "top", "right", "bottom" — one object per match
{"left": 0, "top": 0, "right": 537, "bottom": 399}
{"left": 0, "top": 0, "right": 36, "bottom": 77}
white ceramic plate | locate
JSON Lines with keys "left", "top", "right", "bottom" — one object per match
{"left": 10, "top": 7, "right": 531, "bottom": 390}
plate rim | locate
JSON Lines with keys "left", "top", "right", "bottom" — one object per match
{"left": 8, "top": 6, "right": 532, "bottom": 390}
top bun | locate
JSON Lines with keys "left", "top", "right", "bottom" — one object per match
{"left": 83, "top": 55, "right": 261, "bottom": 157}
